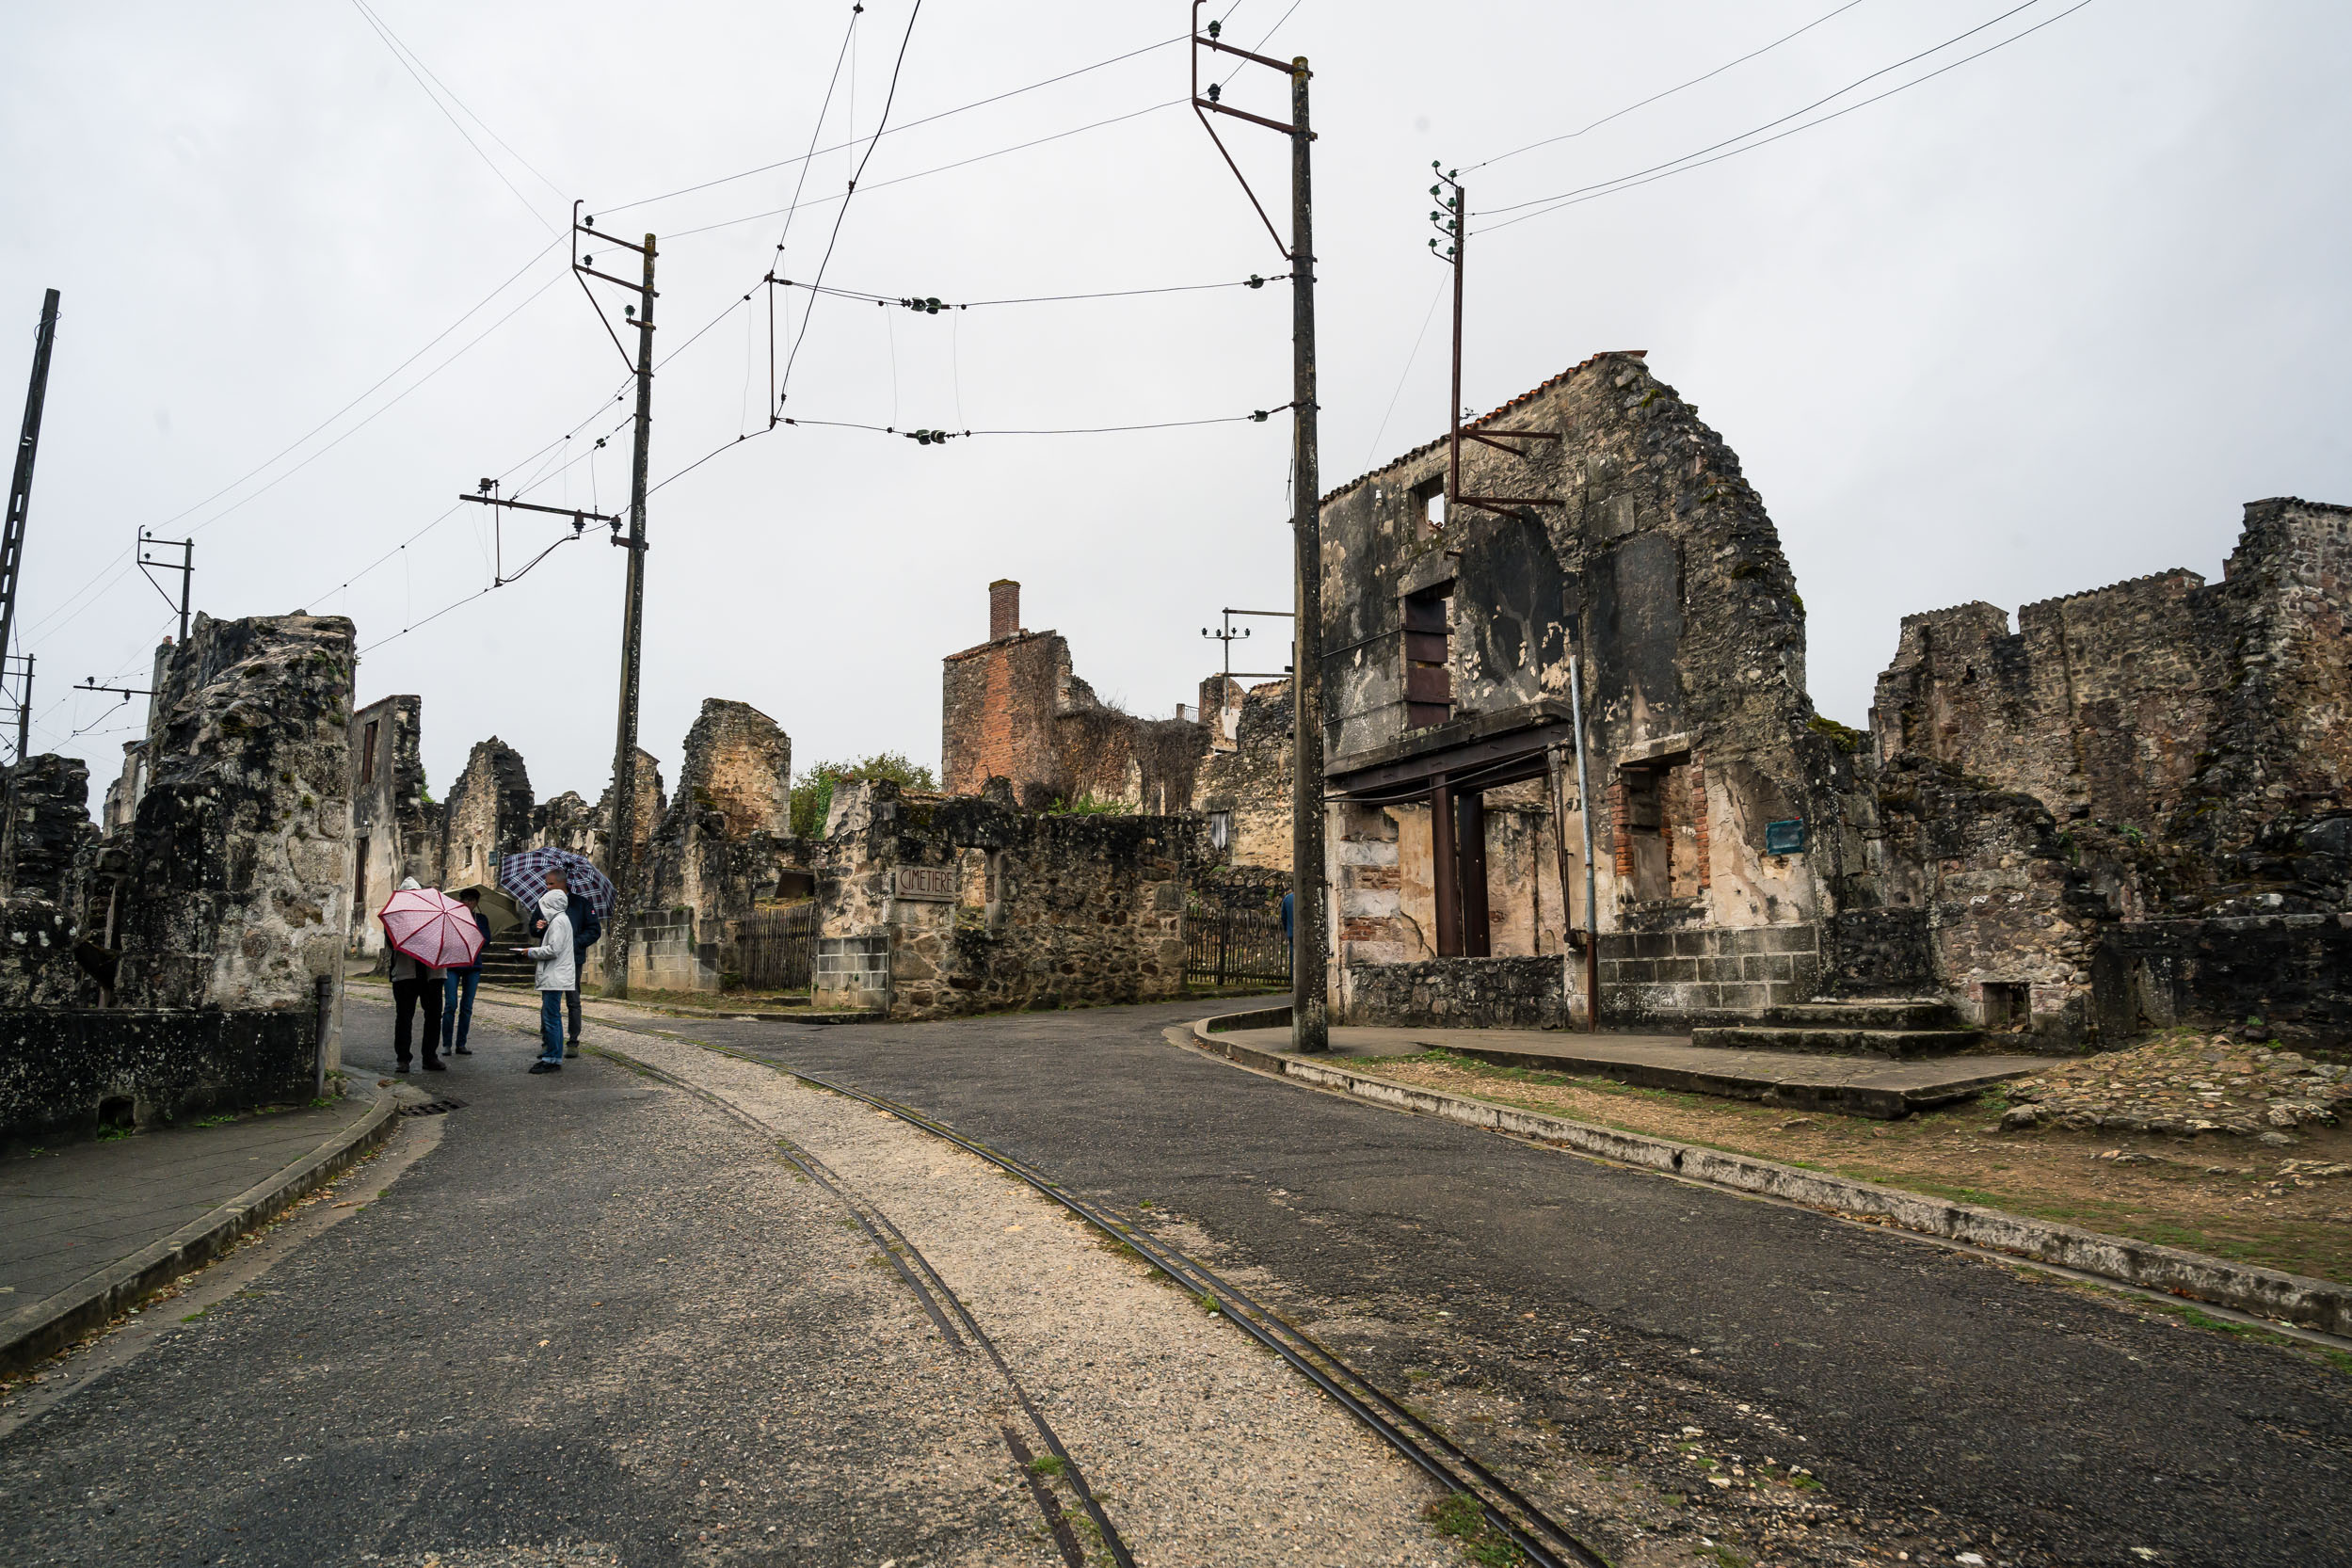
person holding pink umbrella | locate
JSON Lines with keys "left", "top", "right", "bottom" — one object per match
{"left": 386, "top": 876, "right": 447, "bottom": 1073}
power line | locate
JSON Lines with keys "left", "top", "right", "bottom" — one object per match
{"left": 598, "top": 31, "right": 1190, "bottom": 219}
{"left": 1477, "top": 0, "right": 2068, "bottom": 227}
{"left": 1465, "top": 0, "right": 1874, "bottom": 173}
{"left": 668, "top": 98, "right": 1186, "bottom": 244}
{"left": 19, "top": 235, "right": 567, "bottom": 647}
{"left": 346, "top": 0, "right": 558, "bottom": 233}
{"left": 776, "top": 0, "right": 929, "bottom": 411}
{"left": 350, "top": 0, "right": 568, "bottom": 201}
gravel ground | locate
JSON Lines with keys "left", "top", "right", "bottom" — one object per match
{"left": 478, "top": 997, "right": 1464, "bottom": 1568}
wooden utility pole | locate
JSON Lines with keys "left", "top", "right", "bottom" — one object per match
{"left": 574, "top": 208, "right": 657, "bottom": 999}
{"left": 3, "top": 289, "right": 60, "bottom": 754}
{"left": 1286, "top": 57, "right": 1327, "bottom": 1053}
{"left": 1189, "top": 8, "right": 1326, "bottom": 1050}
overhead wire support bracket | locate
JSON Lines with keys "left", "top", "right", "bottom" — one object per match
{"left": 460, "top": 480, "right": 624, "bottom": 586}
{"left": 572, "top": 199, "right": 654, "bottom": 374}
{"left": 1190, "top": 3, "right": 1304, "bottom": 260}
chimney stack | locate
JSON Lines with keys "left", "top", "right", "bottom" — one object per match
{"left": 988, "top": 578, "right": 1021, "bottom": 642}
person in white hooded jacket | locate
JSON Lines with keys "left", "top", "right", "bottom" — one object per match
{"left": 521, "top": 888, "right": 573, "bottom": 1073}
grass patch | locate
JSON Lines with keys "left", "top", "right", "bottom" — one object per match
{"left": 1026, "top": 1453, "right": 1066, "bottom": 1479}
{"left": 1342, "top": 1048, "right": 2352, "bottom": 1286}
{"left": 1422, "top": 1492, "right": 1525, "bottom": 1566}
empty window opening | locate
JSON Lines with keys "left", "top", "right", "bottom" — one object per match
{"left": 1413, "top": 474, "right": 1446, "bottom": 532}
{"left": 360, "top": 720, "right": 379, "bottom": 784}
{"left": 353, "top": 835, "right": 370, "bottom": 915}
{"left": 1619, "top": 757, "right": 1703, "bottom": 903}
{"left": 1981, "top": 981, "right": 2030, "bottom": 1032}
{"left": 1403, "top": 584, "right": 1453, "bottom": 730}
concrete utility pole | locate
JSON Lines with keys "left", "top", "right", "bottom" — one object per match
{"left": 3, "top": 289, "right": 60, "bottom": 759}
{"left": 573, "top": 207, "right": 657, "bottom": 999}
{"left": 1189, "top": 8, "right": 1326, "bottom": 1050}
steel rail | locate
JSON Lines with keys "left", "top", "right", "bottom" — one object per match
{"left": 587, "top": 1047, "right": 1134, "bottom": 1568}
{"left": 567, "top": 1003, "right": 1609, "bottom": 1566}
{"left": 774, "top": 1064, "right": 1609, "bottom": 1568}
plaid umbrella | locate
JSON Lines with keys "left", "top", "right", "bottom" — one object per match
{"left": 377, "top": 887, "right": 488, "bottom": 969}
{"left": 498, "top": 847, "right": 616, "bottom": 921}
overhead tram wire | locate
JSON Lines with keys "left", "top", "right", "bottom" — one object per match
{"left": 1476, "top": 0, "right": 2098, "bottom": 236}
{"left": 775, "top": 0, "right": 929, "bottom": 412}
{"left": 1465, "top": 0, "right": 1875, "bottom": 174}
{"left": 1476, "top": 0, "right": 2064, "bottom": 225}
{"left": 776, "top": 273, "right": 1288, "bottom": 310}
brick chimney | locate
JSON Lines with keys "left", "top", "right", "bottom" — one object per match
{"left": 988, "top": 579, "right": 1021, "bottom": 642}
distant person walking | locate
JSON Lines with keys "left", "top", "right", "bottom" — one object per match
{"left": 441, "top": 888, "right": 489, "bottom": 1057}
{"left": 387, "top": 876, "right": 445, "bottom": 1073}
{"left": 522, "top": 888, "right": 574, "bottom": 1075}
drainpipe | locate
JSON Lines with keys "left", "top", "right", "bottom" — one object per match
{"left": 1568, "top": 653, "right": 1600, "bottom": 1032}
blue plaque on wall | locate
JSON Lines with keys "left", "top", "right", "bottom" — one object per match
{"left": 1765, "top": 819, "right": 1806, "bottom": 856}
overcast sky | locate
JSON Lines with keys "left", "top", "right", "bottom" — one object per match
{"left": 5, "top": 0, "right": 2346, "bottom": 813}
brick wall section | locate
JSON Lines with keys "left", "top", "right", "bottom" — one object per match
{"left": 989, "top": 578, "right": 1021, "bottom": 641}
{"left": 942, "top": 631, "right": 1071, "bottom": 804}
{"left": 1691, "top": 754, "right": 1711, "bottom": 890}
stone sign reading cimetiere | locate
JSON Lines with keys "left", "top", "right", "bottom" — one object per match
{"left": 894, "top": 865, "right": 956, "bottom": 902}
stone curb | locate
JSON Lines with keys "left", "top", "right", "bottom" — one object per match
{"left": 1187, "top": 1015, "right": 2352, "bottom": 1339}
{"left": 0, "top": 1086, "right": 400, "bottom": 1377}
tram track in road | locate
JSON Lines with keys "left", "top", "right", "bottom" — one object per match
{"left": 585, "top": 1044, "right": 1132, "bottom": 1568}
{"left": 566, "top": 1006, "right": 1609, "bottom": 1568}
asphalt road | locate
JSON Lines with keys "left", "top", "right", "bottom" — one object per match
{"left": 609, "top": 997, "right": 2352, "bottom": 1568}
{"left": 0, "top": 999, "right": 1064, "bottom": 1568}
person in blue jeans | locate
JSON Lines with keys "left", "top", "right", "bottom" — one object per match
{"left": 521, "top": 888, "right": 573, "bottom": 1074}
{"left": 441, "top": 888, "right": 490, "bottom": 1057}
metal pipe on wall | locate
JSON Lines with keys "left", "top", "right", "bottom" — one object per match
{"left": 1568, "top": 653, "right": 1600, "bottom": 1031}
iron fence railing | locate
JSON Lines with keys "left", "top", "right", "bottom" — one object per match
{"left": 1185, "top": 881, "right": 1290, "bottom": 986}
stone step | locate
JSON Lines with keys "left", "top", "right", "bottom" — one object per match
{"left": 1764, "top": 999, "right": 1960, "bottom": 1031}
{"left": 1688, "top": 1025, "right": 1984, "bottom": 1060}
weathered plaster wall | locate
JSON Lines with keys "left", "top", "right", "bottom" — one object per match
{"left": 1317, "top": 350, "right": 1856, "bottom": 968}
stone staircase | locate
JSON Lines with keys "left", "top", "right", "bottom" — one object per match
{"left": 1690, "top": 997, "right": 1981, "bottom": 1059}
{"left": 472, "top": 935, "right": 538, "bottom": 989}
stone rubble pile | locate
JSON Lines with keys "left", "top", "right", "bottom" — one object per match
{"left": 2000, "top": 1031, "right": 2352, "bottom": 1140}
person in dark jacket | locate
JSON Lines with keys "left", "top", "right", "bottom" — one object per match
{"left": 530, "top": 870, "right": 600, "bottom": 1057}
{"left": 387, "top": 876, "right": 445, "bottom": 1073}
{"left": 441, "top": 888, "right": 490, "bottom": 1057}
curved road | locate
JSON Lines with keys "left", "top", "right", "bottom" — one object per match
{"left": 632, "top": 996, "right": 2350, "bottom": 1568}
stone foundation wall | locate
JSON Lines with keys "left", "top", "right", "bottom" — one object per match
{"left": 813, "top": 782, "right": 1200, "bottom": 1021}
{"left": 0, "top": 1007, "right": 318, "bottom": 1150}
{"left": 2091, "top": 914, "right": 2352, "bottom": 1047}
{"left": 814, "top": 935, "right": 888, "bottom": 1008}
{"left": 1342, "top": 955, "right": 1568, "bottom": 1029}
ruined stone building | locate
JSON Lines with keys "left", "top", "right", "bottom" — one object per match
{"left": 1317, "top": 350, "right": 2352, "bottom": 1046}
{"left": 810, "top": 776, "right": 1199, "bottom": 1020}
{"left": 4, "top": 613, "right": 359, "bottom": 1146}
{"left": 940, "top": 579, "right": 1212, "bottom": 814}
{"left": 340, "top": 695, "right": 806, "bottom": 991}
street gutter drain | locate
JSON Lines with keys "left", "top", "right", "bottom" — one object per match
{"left": 397, "top": 1096, "right": 467, "bottom": 1118}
